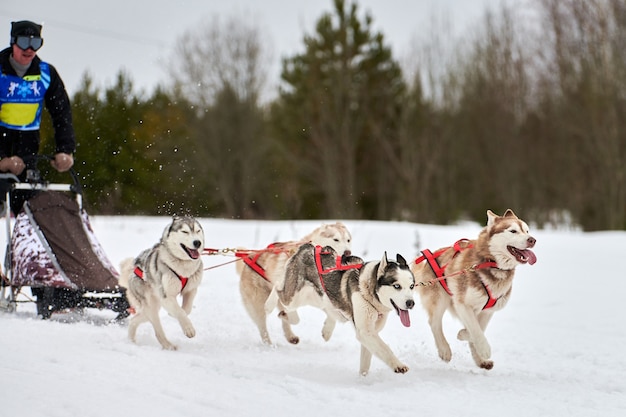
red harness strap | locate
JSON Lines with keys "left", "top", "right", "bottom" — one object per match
{"left": 239, "top": 252, "right": 267, "bottom": 280}
{"left": 314, "top": 245, "right": 363, "bottom": 294}
{"left": 133, "top": 266, "right": 143, "bottom": 279}
{"left": 235, "top": 243, "right": 278, "bottom": 282}
{"left": 481, "top": 278, "right": 498, "bottom": 309}
{"left": 133, "top": 266, "right": 189, "bottom": 292}
{"left": 414, "top": 240, "right": 500, "bottom": 310}
{"left": 414, "top": 239, "right": 470, "bottom": 296}
{"left": 415, "top": 248, "right": 453, "bottom": 295}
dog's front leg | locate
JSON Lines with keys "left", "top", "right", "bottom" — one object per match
{"left": 321, "top": 314, "right": 336, "bottom": 341}
{"left": 457, "top": 310, "right": 494, "bottom": 341}
{"left": 454, "top": 303, "right": 492, "bottom": 368}
{"left": 428, "top": 299, "right": 452, "bottom": 362}
{"left": 356, "top": 327, "right": 408, "bottom": 375}
{"left": 180, "top": 288, "right": 197, "bottom": 315}
{"left": 359, "top": 344, "right": 373, "bottom": 376}
{"left": 161, "top": 296, "right": 196, "bottom": 339}
{"left": 353, "top": 299, "right": 408, "bottom": 375}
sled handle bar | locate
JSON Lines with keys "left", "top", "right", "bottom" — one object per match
{"left": 0, "top": 155, "right": 83, "bottom": 195}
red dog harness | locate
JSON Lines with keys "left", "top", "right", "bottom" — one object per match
{"left": 133, "top": 266, "right": 189, "bottom": 292}
{"left": 414, "top": 239, "right": 500, "bottom": 310}
{"left": 314, "top": 245, "right": 363, "bottom": 294}
{"left": 234, "top": 243, "right": 279, "bottom": 281}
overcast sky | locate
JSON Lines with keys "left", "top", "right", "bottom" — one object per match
{"left": 1, "top": 0, "right": 519, "bottom": 97}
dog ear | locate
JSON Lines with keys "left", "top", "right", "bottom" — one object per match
{"left": 161, "top": 221, "right": 173, "bottom": 241}
{"left": 378, "top": 252, "right": 389, "bottom": 278}
{"left": 396, "top": 253, "right": 407, "bottom": 267}
{"left": 502, "top": 209, "right": 517, "bottom": 218}
{"left": 486, "top": 210, "right": 499, "bottom": 227}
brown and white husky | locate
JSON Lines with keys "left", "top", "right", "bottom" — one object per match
{"left": 411, "top": 209, "right": 537, "bottom": 370}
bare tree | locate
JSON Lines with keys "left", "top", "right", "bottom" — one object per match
{"left": 166, "top": 14, "right": 273, "bottom": 219}
{"left": 537, "top": 0, "right": 626, "bottom": 229}
{"left": 168, "top": 13, "right": 270, "bottom": 108}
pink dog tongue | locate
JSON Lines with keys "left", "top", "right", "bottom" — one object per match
{"left": 522, "top": 249, "right": 537, "bottom": 265}
{"left": 399, "top": 309, "right": 411, "bottom": 327}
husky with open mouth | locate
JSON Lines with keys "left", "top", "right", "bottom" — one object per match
{"left": 411, "top": 209, "right": 537, "bottom": 370}
{"left": 274, "top": 244, "right": 415, "bottom": 375}
{"left": 118, "top": 216, "right": 205, "bottom": 350}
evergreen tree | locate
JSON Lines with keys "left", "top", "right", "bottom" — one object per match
{"left": 271, "top": 0, "right": 406, "bottom": 219}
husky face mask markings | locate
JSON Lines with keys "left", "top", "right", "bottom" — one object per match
{"left": 375, "top": 254, "right": 415, "bottom": 327}
{"left": 163, "top": 219, "right": 204, "bottom": 261}
{"left": 412, "top": 209, "right": 536, "bottom": 370}
{"left": 486, "top": 211, "right": 537, "bottom": 270}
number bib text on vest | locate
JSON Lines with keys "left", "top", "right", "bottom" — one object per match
{"left": 0, "top": 61, "right": 50, "bottom": 130}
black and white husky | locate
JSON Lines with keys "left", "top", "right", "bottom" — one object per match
{"left": 273, "top": 244, "right": 416, "bottom": 375}
{"left": 118, "top": 216, "right": 205, "bottom": 350}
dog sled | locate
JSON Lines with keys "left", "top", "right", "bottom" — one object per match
{"left": 0, "top": 155, "right": 129, "bottom": 320}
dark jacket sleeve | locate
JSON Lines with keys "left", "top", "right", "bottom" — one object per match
{"left": 44, "top": 63, "right": 76, "bottom": 154}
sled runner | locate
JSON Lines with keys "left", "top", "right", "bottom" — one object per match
{"left": 0, "top": 156, "right": 129, "bottom": 319}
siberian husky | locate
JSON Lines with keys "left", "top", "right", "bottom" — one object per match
{"left": 411, "top": 209, "right": 537, "bottom": 369}
{"left": 275, "top": 244, "right": 416, "bottom": 375}
{"left": 236, "top": 222, "right": 352, "bottom": 345}
{"left": 118, "top": 216, "right": 205, "bottom": 350}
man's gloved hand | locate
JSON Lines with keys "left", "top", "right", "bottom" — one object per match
{"left": 51, "top": 153, "right": 74, "bottom": 172}
{"left": 0, "top": 156, "right": 26, "bottom": 175}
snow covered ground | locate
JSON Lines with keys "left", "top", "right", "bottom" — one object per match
{"left": 1, "top": 215, "right": 624, "bottom": 416}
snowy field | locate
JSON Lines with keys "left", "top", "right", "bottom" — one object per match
{"left": 0, "top": 215, "right": 624, "bottom": 417}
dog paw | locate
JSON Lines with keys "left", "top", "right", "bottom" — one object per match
{"left": 321, "top": 319, "right": 336, "bottom": 341}
{"left": 457, "top": 329, "right": 469, "bottom": 341}
{"left": 288, "top": 336, "right": 300, "bottom": 345}
{"left": 438, "top": 346, "right": 452, "bottom": 362}
{"left": 260, "top": 331, "right": 272, "bottom": 345}
{"left": 161, "top": 342, "right": 178, "bottom": 351}
{"left": 321, "top": 329, "right": 333, "bottom": 342}
{"left": 480, "top": 360, "right": 494, "bottom": 370}
{"left": 394, "top": 364, "right": 409, "bottom": 374}
{"left": 182, "top": 325, "right": 196, "bottom": 338}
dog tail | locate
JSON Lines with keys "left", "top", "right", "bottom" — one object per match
{"left": 118, "top": 257, "right": 134, "bottom": 289}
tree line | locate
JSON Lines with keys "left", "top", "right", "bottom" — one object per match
{"left": 39, "top": 0, "right": 626, "bottom": 230}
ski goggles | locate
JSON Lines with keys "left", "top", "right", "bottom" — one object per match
{"left": 13, "top": 36, "right": 44, "bottom": 51}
